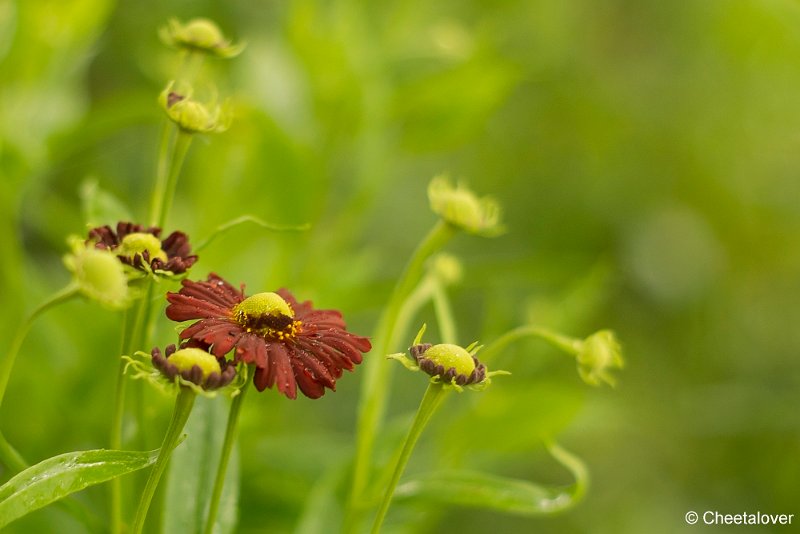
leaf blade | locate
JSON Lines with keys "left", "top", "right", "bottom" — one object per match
{"left": 0, "top": 448, "right": 158, "bottom": 529}
{"left": 393, "top": 442, "right": 588, "bottom": 516}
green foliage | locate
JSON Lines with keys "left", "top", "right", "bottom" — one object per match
{"left": 0, "top": 448, "right": 157, "bottom": 529}
{"left": 2, "top": 0, "right": 798, "bottom": 532}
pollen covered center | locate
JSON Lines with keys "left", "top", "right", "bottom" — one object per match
{"left": 232, "top": 292, "right": 301, "bottom": 340}
{"left": 423, "top": 343, "right": 476, "bottom": 377}
{"left": 117, "top": 233, "right": 168, "bottom": 262}
{"left": 168, "top": 347, "right": 221, "bottom": 379}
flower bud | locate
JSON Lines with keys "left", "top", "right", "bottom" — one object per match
{"left": 428, "top": 175, "right": 504, "bottom": 237}
{"left": 389, "top": 325, "right": 507, "bottom": 391}
{"left": 429, "top": 253, "right": 463, "bottom": 286}
{"left": 150, "top": 344, "right": 237, "bottom": 391}
{"left": 63, "top": 236, "right": 133, "bottom": 310}
{"left": 159, "top": 18, "right": 245, "bottom": 58}
{"left": 159, "top": 82, "right": 230, "bottom": 134}
{"left": 575, "top": 330, "right": 624, "bottom": 387}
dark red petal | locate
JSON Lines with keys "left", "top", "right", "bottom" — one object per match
{"left": 299, "top": 309, "right": 346, "bottom": 330}
{"left": 266, "top": 343, "right": 296, "bottom": 399}
{"left": 166, "top": 294, "right": 232, "bottom": 321}
{"left": 161, "top": 231, "right": 192, "bottom": 258}
{"left": 294, "top": 338, "right": 351, "bottom": 376}
{"left": 234, "top": 334, "right": 268, "bottom": 367}
{"left": 293, "top": 347, "right": 336, "bottom": 389}
{"left": 310, "top": 331, "right": 371, "bottom": 364}
{"left": 253, "top": 366, "right": 269, "bottom": 391}
{"left": 291, "top": 357, "right": 326, "bottom": 399}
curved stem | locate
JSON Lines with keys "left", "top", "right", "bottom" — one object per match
{"left": 148, "top": 121, "right": 176, "bottom": 227}
{"left": 0, "top": 283, "right": 79, "bottom": 413}
{"left": 477, "top": 325, "right": 581, "bottom": 364}
{"left": 203, "top": 385, "right": 249, "bottom": 534}
{"left": 347, "top": 221, "right": 455, "bottom": 529}
{"left": 131, "top": 387, "right": 196, "bottom": 534}
{"left": 370, "top": 383, "right": 447, "bottom": 534}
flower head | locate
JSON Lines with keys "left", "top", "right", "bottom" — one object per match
{"left": 159, "top": 82, "right": 230, "bottom": 134}
{"left": 165, "top": 274, "right": 372, "bottom": 399}
{"left": 63, "top": 236, "right": 135, "bottom": 309}
{"left": 575, "top": 330, "right": 624, "bottom": 388}
{"left": 87, "top": 221, "right": 198, "bottom": 278}
{"left": 159, "top": 18, "right": 244, "bottom": 58}
{"left": 428, "top": 175, "right": 504, "bottom": 237}
{"left": 151, "top": 343, "right": 237, "bottom": 391}
{"left": 389, "top": 325, "right": 508, "bottom": 391}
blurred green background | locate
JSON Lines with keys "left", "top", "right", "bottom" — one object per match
{"left": 2, "top": 0, "right": 800, "bottom": 533}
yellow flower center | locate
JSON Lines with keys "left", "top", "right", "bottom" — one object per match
{"left": 168, "top": 347, "right": 221, "bottom": 379}
{"left": 116, "top": 233, "right": 167, "bottom": 262}
{"left": 182, "top": 18, "right": 225, "bottom": 48}
{"left": 423, "top": 343, "right": 476, "bottom": 377}
{"left": 232, "top": 292, "right": 301, "bottom": 340}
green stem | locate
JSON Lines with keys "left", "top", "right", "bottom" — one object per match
{"left": 0, "top": 283, "right": 79, "bottom": 413}
{"left": 431, "top": 280, "right": 457, "bottom": 345}
{"left": 157, "top": 131, "right": 192, "bottom": 229}
{"left": 131, "top": 387, "right": 196, "bottom": 534}
{"left": 110, "top": 306, "right": 136, "bottom": 534}
{"left": 203, "top": 384, "right": 249, "bottom": 534}
{"left": 478, "top": 325, "right": 581, "bottom": 364}
{"left": 347, "top": 221, "right": 455, "bottom": 528}
{"left": 0, "top": 430, "right": 26, "bottom": 473}
{"left": 148, "top": 121, "right": 176, "bottom": 227}
{"left": 370, "top": 383, "right": 447, "bottom": 534}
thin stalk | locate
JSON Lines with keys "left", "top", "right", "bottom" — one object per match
{"left": 157, "top": 131, "right": 192, "bottom": 229}
{"left": 0, "top": 430, "right": 26, "bottom": 473}
{"left": 148, "top": 121, "right": 176, "bottom": 227}
{"left": 131, "top": 387, "right": 196, "bottom": 534}
{"left": 478, "top": 325, "right": 581, "bottom": 364}
{"left": 347, "top": 221, "right": 455, "bottom": 528}
{"left": 203, "top": 384, "right": 249, "bottom": 534}
{"left": 431, "top": 280, "right": 457, "bottom": 345}
{"left": 109, "top": 307, "right": 135, "bottom": 534}
{"left": 0, "top": 283, "right": 79, "bottom": 412}
{"left": 370, "top": 383, "right": 447, "bottom": 534}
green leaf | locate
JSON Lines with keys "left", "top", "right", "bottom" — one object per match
{"left": 80, "top": 178, "right": 133, "bottom": 227}
{"left": 393, "top": 442, "right": 588, "bottom": 516}
{"left": 163, "top": 395, "right": 239, "bottom": 534}
{"left": 0, "top": 448, "right": 158, "bottom": 529}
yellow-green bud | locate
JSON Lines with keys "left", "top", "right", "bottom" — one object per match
{"left": 116, "top": 232, "right": 167, "bottom": 262}
{"left": 428, "top": 175, "right": 504, "bottom": 237}
{"left": 63, "top": 237, "right": 132, "bottom": 309}
{"left": 168, "top": 347, "right": 222, "bottom": 380}
{"left": 159, "top": 82, "right": 230, "bottom": 134}
{"left": 576, "top": 330, "right": 624, "bottom": 387}
{"left": 423, "top": 343, "right": 476, "bottom": 377}
{"left": 159, "top": 17, "right": 245, "bottom": 58}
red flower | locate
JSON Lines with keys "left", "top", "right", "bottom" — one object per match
{"left": 88, "top": 221, "right": 197, "bottom": 275}
{"left": 165, "top": 274, "right": 371, "bottom": 399}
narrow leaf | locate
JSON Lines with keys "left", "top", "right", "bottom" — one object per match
{"left": 393, "top": 442, "right": 588, "bottom": 515}
{"left": 163, "top": 395, "right": 239, "bottom": 534}
{"left": 0, "top": 448, "right": 158, "bottom": 529}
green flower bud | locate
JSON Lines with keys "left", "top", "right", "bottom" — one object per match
{"left": 423, "top": 343, "right": 476, "bottom": 377}
{"left": 428, "top": 175, "right": 505, "bottom": 237}
{"left": 115, "top": 232, "right": 168, "bottom": 263}
{"left": 168, "top": 347, "right": 222, "bottom": 380}
{"left": 575, "top": 330, "right": 624, "bottom": 387}
{"left": 159, "top": 82, "right": 230, "bottom": 134}
{"left": 63, "top": 236, "right": 133, "bottom": 310}
{"left": 389, "top": 325, "right": 509, "bottom": 391}
{"left": 159, "top": 18, "right": 245, "bottom": 58}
